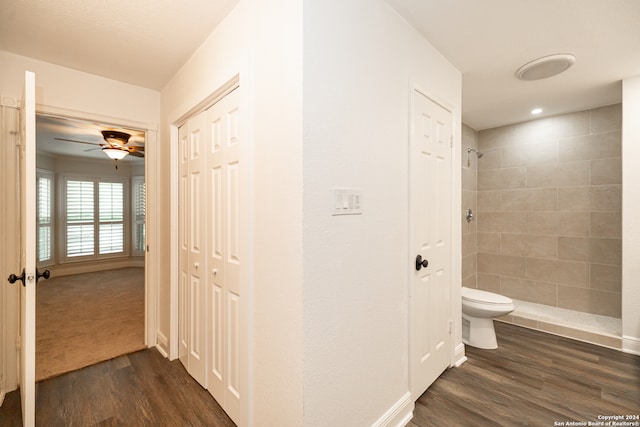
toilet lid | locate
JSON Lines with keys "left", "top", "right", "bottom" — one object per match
{"left": 462, "top": 287, "right": 513, "bottom": 305}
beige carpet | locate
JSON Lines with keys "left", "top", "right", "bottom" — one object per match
{"left": 36, "top": 267, "right": 145, "bottom": 381}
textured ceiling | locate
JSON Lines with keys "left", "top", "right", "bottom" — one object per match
{"left": 386, "top": 0, "right": 640, "bottom": 129}
{"left": 0, "top": 0, "right": 238, "bottom": 90}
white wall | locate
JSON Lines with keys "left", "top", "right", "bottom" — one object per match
{"left": 622, "top": 76, "right": 640, "bottom": 355}
{"left": 302, "top": 1, "right": 461, "bottom": 425}
{"left": 159, "top": 0, "right": 303, "bottom": 425}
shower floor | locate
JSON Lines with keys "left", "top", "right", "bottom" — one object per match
{"left": 496, "top": 299, "right": 622, "bottom": 350}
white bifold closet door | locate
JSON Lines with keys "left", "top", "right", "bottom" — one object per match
{"left": 178, "top": 87, "right": 243, "bottom": 425}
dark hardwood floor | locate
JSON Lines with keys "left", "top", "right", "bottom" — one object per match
{"left": 0, "top": 348, "right": 236, "bottom": 426}
{"left": 410, "top": 322, "right": 640, "bottom": 427}
{"left": 1, "top": 323, "right": 638, "bottom": 426}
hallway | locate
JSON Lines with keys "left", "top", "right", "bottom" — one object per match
{"left": 0, "top": 348, "right": 235, "bottom": 426}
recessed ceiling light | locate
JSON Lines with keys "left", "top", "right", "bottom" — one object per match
{"left": 531, "top": 108, "right": 543, "bottom": 115}
{"left": 516, "top": 53, "right": 576, "bottom": 81}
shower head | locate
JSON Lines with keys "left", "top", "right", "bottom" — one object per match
{"left": 467, "top": 147, "right": 484, "bottom": 158}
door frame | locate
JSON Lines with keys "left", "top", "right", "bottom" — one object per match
{"left": 1, "top": 103, "right": 158, "bottom": 393}
{"left": 407, "top": 82, "right": 464, "bottom": 398}
{"left": 35, "top": 104, "right": 159, "bottom": 348}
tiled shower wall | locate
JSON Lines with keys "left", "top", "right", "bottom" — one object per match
{"left": 461, "top": 124, "right": 478, "bottom": 288}
{"left": 475, "top": 104, "right": 622, "bottom": 318}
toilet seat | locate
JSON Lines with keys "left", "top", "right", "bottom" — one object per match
{"left": 462, "top": 287, "right": 512, "bottom": 306}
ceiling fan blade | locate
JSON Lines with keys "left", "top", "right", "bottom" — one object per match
{"left": 84, "top": 147, "right": 102, "bottom": 152}
{"left": 54, "top": 137, "right": 102, "bottom": 146}
{"left": 129, "top": 151, "right": 145, "bottom": 158}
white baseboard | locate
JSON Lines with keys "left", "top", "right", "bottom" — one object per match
{"left": 453, "top": 343, "right": 467, "bottom": 367}
{"left": 49, "top": 259, "right": 144, "bottom": 277}
{"left": 622, "top": 335, "right": 640, "bottom": 356}
{"left": 372, "top": 392, "right": 414, "bottom": 427}
{"left": 156, "top": 330, "right": 169, "bottom": 358}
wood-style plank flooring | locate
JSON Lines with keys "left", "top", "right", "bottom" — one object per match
{"left": 409, "top": 322, "right": 640, "bottom": 426}
{"left": 0, "top": 348, "right": 236, "bottom": 426}
{"left": 1, "top": 322, "right": 638, "bottom": 426}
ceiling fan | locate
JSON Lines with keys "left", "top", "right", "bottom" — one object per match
{"left": 54, "top": 130, "right": 145, "bottom": 158}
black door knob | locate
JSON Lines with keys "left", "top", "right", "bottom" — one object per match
{"left": 36, "top": 269, "right": 50, "bottom": 282}
{"left": 415, "top": 255, "right": 429, "bottom": 271}
{"left": 7, "top": 269, "right": 25, "bottom": 285}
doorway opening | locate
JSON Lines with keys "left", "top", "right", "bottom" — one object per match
{"left": 34, "top": 113, "right": 148, "bottom": 380}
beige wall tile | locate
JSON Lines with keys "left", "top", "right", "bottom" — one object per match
{"left": 559, "top": 131, "right": 621, "bottom": 162}
{"left": 462, "top": 253, "right": 477, "bottom": 280}
{"left": 526, "top": 212, "right": 559, "bottom": 235}
{"left": 477, "top": 191, "right": 501, "bottom": 211}
{"left": 538, "top": 322, "right": 622, "bottom": 348}
{"left": 479, "top": 168, "right": 526, "bottom": 190}
{"left": 558, "top": 237, "right": 590, "bottom": 262}
{"left": 478, "top": 125, "right": 519, "bottom": 150}
{"left": 477, "top": 253, "right": 526, "bottom": 278}
{"left": 590, "top": 104, "right": 621, "bottom": 133}
{"left": 501, "top": 277, "right": 557, "bottom": 305}
{"left": 526, "top": 162, "right": 589, "bottom": 188}
{"left": 526, "top": 258, "right": 557, "bottom": 283}
{"left": 589, "top": 238, "right": 621, "bottom": 265}
{"left": 477, "top": 273, "right": 501, "bottom": 292}
{"left": 462, "top": 190, "right": 477, "bottom": 213}
{"left": 558, "top": 187, "right": 591, "bottom": 211}
{"left": 478, "top": 212, "right": 527, "bottom": 233}
{"left": 501, "top": 188, "right": 557, "bottom": 212}
{"left": 591, "top": 158, "right": 622, "bottom": 185}
{"left": 462, "top": 167, "right": 476, "bottom": 191}
{"left": 557, "top": 286, "right": 621, "bottom": 317}
{"left": 590, "top": 264, "right": 622, "bottom": 292}
{"left": 558, "top": 212, "right": 590, "bottom": 237}
{"left": 513, "top": 316, "right": 539, "bottom": 328}
{"left": 591, "top": 211, "right": 621, "bottom": 238}
{"left": 462, "top": 274, "right": 477, "bottom": 288}
{"left": 501, "top": 141, "right": 557, "bottom": 168}
{"left": 476, "top": 148, "right": 501, "bottom": 170}
{"left": 462, "top": 232, "right": 477, "bottom": 257}
{"left": 477, "top": 232, "right": 500, "bottom": 254}
{"left": 591, "top": 185, "right": 621, "bottom": 212}
{"left": 501, "top": 234, "right": 557, "bottom": 259}
{"left": 555, "top": 261, "right": 589, "bottom": 287}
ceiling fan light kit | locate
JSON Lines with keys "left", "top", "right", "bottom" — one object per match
{"left": 102, "top": 147, "right": 129, "bottom": 160}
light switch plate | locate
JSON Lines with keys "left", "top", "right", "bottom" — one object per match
{"left": 331, "top": 188, "right": 363, "bottom": 215}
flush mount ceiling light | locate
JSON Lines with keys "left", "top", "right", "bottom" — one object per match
{"left": 531, "top": 108, "right": 543, "bottom": 115}
{"left": 516, "top": 53, "right": 576, "bottom": 81}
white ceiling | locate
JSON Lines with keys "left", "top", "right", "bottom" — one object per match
{"left": 0, "top": 0, "right": 238, "bottom": 90}
{"left": 387, "top": 0, "right": 640, "bottom": 129}
{"left": 2, "top": 1, "right": 639, "bottom": 131}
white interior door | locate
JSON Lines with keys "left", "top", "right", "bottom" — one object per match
{"left": 178, "top": 111, "right": 207, "bottom": 387}
{"left": 206, "top": 88, "right": 242, "bottom": 423}
{"left": 410, "top": 88, "right": 453, "bottom": 399}
{"left": 18, "top": 70, "right": 37, "bottom": 426}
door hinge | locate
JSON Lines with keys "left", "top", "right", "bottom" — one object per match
{"left": 450, "top": 136, "right": 453, "bottom": 148}
{"left": 146, "top": 245, "right": 150, "bottom": 252}
{"left": 16, "top": 335, "right": 21, "bottom": 350}
{"left": 448, "top": 320, "right": 453, "bottom": 334}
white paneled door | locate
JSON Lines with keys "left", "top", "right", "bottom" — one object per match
{"left": 178, "top": 86, "right": 244, "bottom": 425}
{"left": 178, "top": 110, "right": 207, "bottom": 386}
{"left": 17, "top": 70, "right": 37, "bottom": 427}
{"left": 410, "top": 88, "right": 453, "bottom": 399}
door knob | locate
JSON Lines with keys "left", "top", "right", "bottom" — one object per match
{"left": 7, "top": 269, "right": 25, "bottom": 286}
{"left": 194, "top": 262, "right": 199, "bottom": 269}
{"left": 36, "top": 268, "right": 50, "bottom": 282}
{"left": 415, "top": 255, "right": 429, "bottom": 271}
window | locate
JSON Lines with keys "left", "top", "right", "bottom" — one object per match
{"left": 132, "top": 177, "right": 146, "bottom": 256}
{"left": 63, "top": 177, "right": 126, "bottom": 261}
{"left": 37, "top": 170, "right": 54, "bottom": 265}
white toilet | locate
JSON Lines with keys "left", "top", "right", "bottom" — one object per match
{"left": 461, "top": 287, "right": 514, "bottom": 349}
